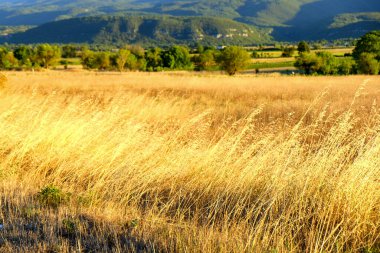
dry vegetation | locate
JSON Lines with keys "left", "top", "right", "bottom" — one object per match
{"left": 0, "top": 71, "right": 379, "bottom": 252}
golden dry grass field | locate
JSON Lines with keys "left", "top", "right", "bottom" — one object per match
{"left": 0, "top": 71, "right": 380, "bottom": 252}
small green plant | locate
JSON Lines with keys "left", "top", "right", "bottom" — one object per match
{"left": 37, "top": 185, "right": 69, "bottom": 208}
{"left": 124, "top": 219, "right": 139, "bottom": 232}
{"left": 62, "top": 218, "right": 77, "bottom": 238}
{"left": 21, "top": 205, "right": 41, "bottom": 219}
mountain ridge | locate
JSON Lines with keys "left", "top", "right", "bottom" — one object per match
{"left": 0, "top": 15, "right": 272, "bottom": 46}
{"left": 1, "top": 0, "right": 380, "bottom": 42}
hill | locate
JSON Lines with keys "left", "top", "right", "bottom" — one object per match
{"left": 1, "top": 0, "right": 380, "bottom": 41}
{"left": 1, "top": 15, "right": 271, "bottom": 46}
{"left": 272, "top": 0, "right": 380, "bottom": 40}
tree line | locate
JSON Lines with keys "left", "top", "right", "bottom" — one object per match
{"left": 1, "top": 31, "right": 380, "bottom": 75}
{"left": 0, "top": 43, "right": 250, "bottom": 75}
{"left": 81, "top": 45, "right": 251, "bottom": 75}
{"left": 293, "top": 32, "right": 380, "bottom": 75}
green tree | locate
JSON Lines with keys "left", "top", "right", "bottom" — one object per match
{"left": 125, "top": 53, "right": 138, "bottom": 71}
{"left": 95, "top": 52, "right": 110, "bottom": 71}
{"left": 217, "top": 46, "right": 250, "bottom": 76}
{"left": 295, "top": 51, "right": 354, "bottom": 75}
{"left": 0, "top": 49, "right": 18, "bottom": 70}
{"left": 297, "top": 41, "right": 311, "bottom": 54}
{"left": 352, "top": 31, "right": 380, "bottom": 61}
{"left": 116, "top": 49, "right": 131, "bottom": 72}
{"left": 316, "top": 51, "right": 338, "bottom": 75}
{"left": 294, "top": 52, "right": 321, "bottom": 75}
{"left": 356, "top": 52, "right": 380, "bottom": 75}
{"left": 146, "top": 48, "right": 163, "bottom": 71}
{"left": 197, "top": 44, "right": 205, "bottom": 54}
{"left": 62, "top": 45, "right": 77, "bottom": 58}
{"left": 192, "top": 49, "right": 217, "bottom": 71}
{"left": 127, "top": 45, "right": 145, "bottom": 59}
{"left": 251, "top": 50, "right": 260, "bottom": 58}
{"left": 36, "top": 44, "right": 61, "bottom": 69}
{"left": 282, "top": 47, "right": 296, "bottom": 57}
{"left": 81, "top": 49, "right": 98, "bottom": 69}
{"left": 337, "top": 57, "right": 355, "bottom": 75}
{"left": 162, "top": 46, "right": 192, "bottom": 70}
{"left": 13, "top": 45, "right": 34, "bottom": 67}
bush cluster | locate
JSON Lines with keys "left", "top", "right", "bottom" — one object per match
{"left": 295, "top": 51, "right": 355, "bottom": 75}
{"left": 0, "top": 44, "right": 252, "bottom": 75}
{"left": 294, "top": 32, "right": 380, "bottom": 75}
{"left": 0, "top": 44, "right": 61, "bottom": 70}
{"left": 81, "top": 45, "right": 249, "bottom": 75}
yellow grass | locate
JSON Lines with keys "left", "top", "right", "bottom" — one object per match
{"left": 251, "top": 47, "right": 354, "bottom": 60}
{"left": 0, "top": 71, "right": 380, "bottom": 252}
{"left": 250, "top": 57, "right": 294, "bottom": 63}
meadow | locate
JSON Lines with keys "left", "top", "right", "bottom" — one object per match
{"left": 0, "top": 71, "right": 379, "bottom": 252}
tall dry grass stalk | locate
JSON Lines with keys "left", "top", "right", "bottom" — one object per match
{"left": 0, "top": 71, "right": 379, "bottom": 252}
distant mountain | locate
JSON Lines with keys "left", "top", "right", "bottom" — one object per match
{"left": 1, "top": 15, "right": 271, "bottom": 46}
{"left": 1, "top": 0, "right": 380, "bottom": 42}
{"left": 271, "top": 0, "right": 380, "bottom": 40}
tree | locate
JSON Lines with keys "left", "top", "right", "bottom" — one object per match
{"left": 337, "top": 58, "right": 355, "bottom": 75}
{"left": 197, "top": 44, "right": 204, "bottom": 54}
{"left": 0, "top": 49, "right": 18, "bottom": 70}
{"left": 251, "top": 50, "right": 260, "bottom": 58}
{"left": 125, "top": 54, "right": 138, "bottom": 71}
{"left": 294, "top": 52, "right": 321, "bottom": 75}
{"left": 217, "top": 46, "right": 250, "bottom": 75}
{"left": 127, "top": 45, "right": 145, "bottom": 59}
{"left": 161, "top": 46, "right": 192, "bottom": 70}
{"left": 81, "top": 49, "right": 98, "bottom": 69}
{"left": 297, "top": 41, "right": 311, "bottom": 54}
{"left": 95, "top": 52, "right": 110, "bottom": 70}
{"left": 81, "top": 50, "right": 110, "bottom": 70}
{"left": 62, "top": 45, "right": 77, "bottom": 58}
{"left": 282, "top": 47, "right": 296, "bottom": 57}
{"left": 352, "top": 31, "right": 380, "bottom": 61}
{"left": 14, "top": 45, "right": 34, "bottom": 67}
{"left": 116, "top": 49, "right": 131, "bottom": 71}
{"left": 192, "top": 49, "right": 216, "bottom": 71}
{"left": 356, "top": 52, "right": 380, "bottom": 75}
{"left": 315, "top": 51, "right": 338, "bottom": 75}
{"left": 295, "top": 51, "right": 354, "bottom": 75}
{"left": 145, "top": 48, "right": 163, "bottom": 71}
{"left": 36, "top": 44, "right": 61, "bottom": 69}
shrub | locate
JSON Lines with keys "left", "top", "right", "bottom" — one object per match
{"left": 62, "top": 218, "right": 77, "bottom": 238}
{"left": 161, "top": 46, "right": 193, "bottom": 70}
{"left": 217, "top": 46, "right": 250, "bottom": 75}
{"left": 36, "top": 44, "right": 61, "bottom": 69}
{"left": 356, "top": 52, "right": 380, "bottom": 75}
{"left": 37, "top": 185, "right": 69, "bottom": 208}
{"left": 251, "top": 50, "right": 260, "bottom": 58}
{"left": 295, "top": 51, "right": 354, "bottom": 75}
{"left": 337, "top": 57, "right": 355, "bottom": 75}
{"left": 0, "top": 52, "right": 18, "bottom": 70}
{"left": 297, "top": 41, "right": 311, "bottom": 54}
{"left": 192, "top": 49, "right": 217, "bottom": 71}
{"left": 294, "top": 52, "right": 321, "bottom": 75}
{"left": 95, "top": 52, "right": 111, "bottom": 71}
{"left": 282, "top": 47, "right": 296, "bottom": 57}
{"left": 145, "top": 48, "right": 163, "bottom": 71}
{"left": 316, "top": 51, "right": 338, "bottom": 75}
{"left": 62, "top": 45, "right": 78, "bottom": 58}
{"left": 352, "top": 31, "right": 380, "bottom": 62}
{"left": 13, "top": 45, "right": 35, "bottom": 68}
{"left": 81, "top": 49, "right": 98, "bottom": 69}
